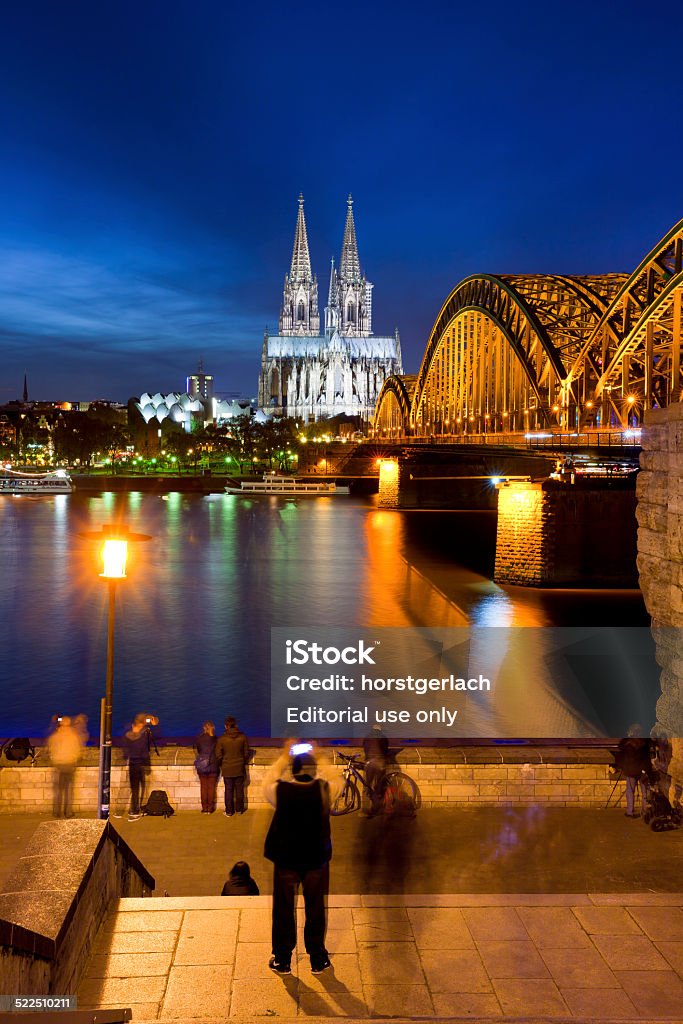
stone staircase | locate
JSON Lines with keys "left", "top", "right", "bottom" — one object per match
{"left": 76, "top": 893, "right": 683, "bottom": 1022}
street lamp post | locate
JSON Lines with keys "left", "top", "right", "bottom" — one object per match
{"left": 83, "top": 524, "right": 150, "bottom": 819}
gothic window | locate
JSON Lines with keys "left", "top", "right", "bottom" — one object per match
{"left": 297, "top": 301, "right": 305, "bottom": 322}
{"left": 347, "top": 303, "right": 355, "bottom": 324}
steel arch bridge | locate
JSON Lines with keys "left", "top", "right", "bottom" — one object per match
{"left": 374, "top": 219, "right": 683, "bottom": 438}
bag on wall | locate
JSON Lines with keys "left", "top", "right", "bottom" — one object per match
{"left": 2, "top": 738, "right": 35, "bottom": 763}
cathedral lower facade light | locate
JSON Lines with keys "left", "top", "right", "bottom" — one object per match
{"left": 258, "top": 194, "right": 402, "bottom": 422}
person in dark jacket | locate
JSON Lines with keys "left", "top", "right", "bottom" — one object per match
{"left": 263, "top": 741, "right": 342, "bottom": 976}
{"left": 221, "top": 860, "right": 260, "bottom": 896}
{"left": 215, "top": 716, "right": 249, "bottom": 816}
{"left": 122, "top": 714, "right": 157, "bottom": 820}
{"left": 614, "top": 724, "right": 653, "bottom": 818}
{"left": 194, "top": 720, "right": 219, "bottom": 813}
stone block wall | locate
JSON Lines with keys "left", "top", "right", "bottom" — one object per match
{"left": 636, "top": 403, "right": 683, "bottom": 739}
{"left": 0, "top": 820, "right": 152, "bottom": 996}
{"left": 0, "top": 749, "right": 624, "bottom": 811}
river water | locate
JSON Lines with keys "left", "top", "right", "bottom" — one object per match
{"left": 0, "top": 491, "right": 652, "bottom": 738}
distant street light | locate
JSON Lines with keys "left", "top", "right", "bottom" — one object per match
{"left": 83, "top": 524, "right": 151, "bottom": 819}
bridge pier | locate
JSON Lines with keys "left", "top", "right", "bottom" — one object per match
{"left": 494, "top": 478, "right": 638, "bottom": 587}
{"left": 636, "top": 403, "right": 683, "bottom": 739}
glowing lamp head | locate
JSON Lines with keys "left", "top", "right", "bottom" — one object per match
{"left": 100, "top": 539, "right": 128, "bottom": 580}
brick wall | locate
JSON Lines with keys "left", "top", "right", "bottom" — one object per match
{"left": 0, "top": 752, "right": 624, "bottom": 812}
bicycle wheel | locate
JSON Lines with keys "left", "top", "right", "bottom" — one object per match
{"left": 383, "top": 772, "right": 420, "bottom": 816}
{"left": 330, "top": 778, "right": 361, "bottom": 815}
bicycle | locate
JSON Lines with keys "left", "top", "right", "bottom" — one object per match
{"left": 330, "top": 751, "right": 421, "bottom": 817}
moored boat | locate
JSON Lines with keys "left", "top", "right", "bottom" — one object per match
{"left": 0, "top": 468, "right": 74, "bottom": 494}
{"left": 225, "top": 474, "right": 349, "bottom": 496}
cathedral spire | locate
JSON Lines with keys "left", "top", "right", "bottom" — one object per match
{"left": 339, "top": 194, "right": 361, "bottom": 281}
{"left": 327, "top": 257, "right": 337, "bottom": 306}
{"left": 289, "top": 193, "right": 312, "bottom": 283}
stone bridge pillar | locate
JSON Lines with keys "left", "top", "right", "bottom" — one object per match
{"left": 636, "top": 405, "right": 683, "bottom": 745}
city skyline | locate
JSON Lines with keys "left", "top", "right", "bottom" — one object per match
{"left": 2, "top": 0, "right": 683, "bottom": 401}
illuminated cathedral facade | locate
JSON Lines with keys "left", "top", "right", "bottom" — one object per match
{"left": 258, "top": 195, "right": 402, "bottom": 421}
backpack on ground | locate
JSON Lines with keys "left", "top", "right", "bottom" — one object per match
{"left": 2, "top": 738, "right": 35, "bottom": 764}
{"left": 142, "top": 790, "right": 174, "bottom": 817}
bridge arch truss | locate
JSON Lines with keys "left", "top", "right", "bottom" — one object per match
{"left": 373, "top": 219, "right": 683, "bottom": 437}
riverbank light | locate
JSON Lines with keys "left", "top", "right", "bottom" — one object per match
{"left": 101, "top": 538, "right": 128, "bottom": 579}
{"left": 82, "top": 523, "right": 152, "bottom": 820}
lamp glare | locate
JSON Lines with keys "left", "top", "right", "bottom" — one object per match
{"left": 101, "top": 539, "right": 128, "bottom": 580}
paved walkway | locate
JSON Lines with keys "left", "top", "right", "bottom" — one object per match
{"left": 77, "top": 893, "right": 683, "bottom": 1021}
{"left": 3, "top": 808, "right": 682, "bottom": 896}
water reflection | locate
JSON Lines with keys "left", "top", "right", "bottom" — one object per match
{"left": 0, "top": 492, "right": 648, "bottom": 737}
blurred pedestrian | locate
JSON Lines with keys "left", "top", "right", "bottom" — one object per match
{"left": 363, "top": 725, "right": 389, "bottom": 817}
{"left": 215, "top": 716, "right": 249, "bottom": 816}
{"left": 194, "top": 720, "right": 219, "bottom": 813}
{"left": 614, "top": 724, "right": 653, "bottom": 818}
{"left": 122, "top": 714, "right": 156, "bottom": 820}
{"left": 47, "top": 716, "right": 83, "bottom": 818}
{"left": 263, "top": 740, "right": 341, "bottom": 975}
{"left": 221, "top": 860, "right": 260, "bottom": 896}
{"left": 73, "top": 714, "right": 89, "bottom": 746}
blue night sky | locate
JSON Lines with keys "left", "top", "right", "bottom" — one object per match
{"left": 2, "top": 0, "right": 683, "bottom": 402}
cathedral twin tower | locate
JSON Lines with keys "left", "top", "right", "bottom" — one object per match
{"left": 258, "top": 195, "right": 402, "bottom": 421}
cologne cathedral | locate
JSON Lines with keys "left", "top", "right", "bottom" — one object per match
{"left": 258, "top": 195, "right": 402, "bottom": 421}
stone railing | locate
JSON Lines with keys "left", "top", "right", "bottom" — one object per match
{"left": 0, "top": 745, "right": 623, "bottom": 812}
{"left": 0, "top": 819, "right": 154, "bottom": 996}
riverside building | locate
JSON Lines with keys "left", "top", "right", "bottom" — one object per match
{"left": 258, "top": 195, "right": 402, "bottom": 422}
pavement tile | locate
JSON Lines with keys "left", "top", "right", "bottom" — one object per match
{"left": 362, "top": 984, "right": 433, "bottom": 1015}
{"left": 297, "top": 987, "right": 367, "bottom": 1016}
{"left": 325, "top": 907, "right": 354, "bottom": 929}
{"left": 476, "top": 939, "right": 550, "bottom": 979}
{"left": 84, "top": 951, "right": 173, "bottom": 978}
{"left": 657, "top": 940, "right": 683, "bottom": 975}
{"left": 78, "top": 976, "right": 167, "bottom": 1005}
{"left": 234, "top": 942, "right": 299, "bottom": 979}
{"left": 419, "top": 948, "right": 492, "bottom": 992}
{"left": 238, "top": 906, "right": 272, "bottom": 942}
{"left": 295, "top": 952, "right": 361, "bottom": 990}
{"left": 407, "top": 907, "right": 475, "bottom": 948}
{"left": 173, "top": 930, "right": 237, "bottom": 966}
{"left": 517, "top": 906, "right": 592, "bottom": 947}
{"left": 628, "top": 906, "right": 683, "bottom": 940}
{"left": 77, "top": 1002, "right": 160, "bottom": 1019}
{"left": 573, "top": 906, "right": 645, "bottom": 935}
{"left": 590, "top": 893, "right": 683, "bottom": 906}
{"left": 229, "top": 978, "right": 299, "bottom": 1016}
{"left": 461, "top": 907, "right": 528, "bottom": 941}
{"left": 539, "top": 946, "right": 620, "bottom": 988}
{"left": 561, "top": 987, "right": 640, "bottom": 1017}
{"left": 615, "top": 969, "right": 683, "bottom": 1017}
{"left": 180, "top": 909, "right": 239, "bottom": 934}
{"left": 592, "top": 934, "right": 671, "bottom": 971}
{"left": 431, "top": 991, "right": 503, "bottom": 1015}
{"left": 358, "top": 940, "right": 425, "bottom": 986}
{"left": 160, "top": 964, "right": 232, "bottom": 1018}
{"left": 101, "top": 910, "right": 183, "bottom": 932}
{"left": 492, "top": 977, "right": 569, "bottom": 1016}
{"left": 351, "top": 906, "right": 413, "bottom": 941}
{"left": 93, "top": 929, "right": 178, "bottom": 954}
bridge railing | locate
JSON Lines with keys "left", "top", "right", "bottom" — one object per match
{"left": 370, "top": 429, "right": 643, "bottom": 449}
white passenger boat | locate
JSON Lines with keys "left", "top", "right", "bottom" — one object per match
{"left": 225, "top": 474, "right": 349, "bottom": 496}
{"left": 0, "top": 468, "right": 74, "bottom": 494}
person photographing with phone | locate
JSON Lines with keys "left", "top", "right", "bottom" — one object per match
{"left": 263, "top": 739, "right": 342, "bottom": 976}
